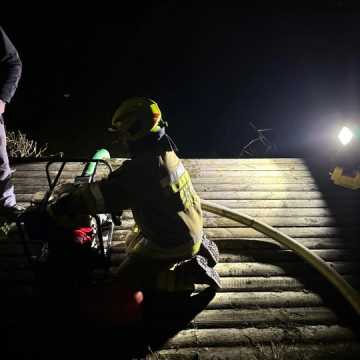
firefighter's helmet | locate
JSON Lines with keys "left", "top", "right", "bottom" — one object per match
{"left": 108, "top": 97, "right": 165, "bottom": 141}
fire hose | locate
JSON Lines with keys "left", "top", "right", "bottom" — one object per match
{"left": 201, "top": 199, "right": 360, "bottom": 316}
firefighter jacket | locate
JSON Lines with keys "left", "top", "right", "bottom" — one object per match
{"left": 50, "top": 149, "right": 204, "bottom": 256}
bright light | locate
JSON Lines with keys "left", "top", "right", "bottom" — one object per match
{"left": 338, "top": 126, "right": 353, "bottom": 146}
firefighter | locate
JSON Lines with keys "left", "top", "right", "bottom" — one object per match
{"left": 47, "top": 97, "right": 220, "bottom": 292}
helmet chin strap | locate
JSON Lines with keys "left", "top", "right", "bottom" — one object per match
{"left": 127, "top": 127, "right": 179, "bottom": 157}
{"left": 156, "top": 126, "right": 166, "bottom": 140}
{"left": 164, "top": 133, "right": 179, "bottom": 153}
{"left": 157, "top": 127, "right": 179, "bottom": 153}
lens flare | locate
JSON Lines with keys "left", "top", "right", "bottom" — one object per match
{"left": 338, "top": 126, "right": 353, "bottom": 146}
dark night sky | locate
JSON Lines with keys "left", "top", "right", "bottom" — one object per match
{"left": 2, "top": 2, "right": 360, "bottom": 159}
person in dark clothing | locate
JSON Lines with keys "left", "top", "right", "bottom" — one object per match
{"left": 0, "top": 26, "right": 23, "bottom": 221}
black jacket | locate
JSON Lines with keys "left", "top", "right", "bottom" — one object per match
{"left": 0, "top": 26, "right": 22, "bottom": 103}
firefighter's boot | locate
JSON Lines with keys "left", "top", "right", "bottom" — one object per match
{"left": 198, "top": 235, "right": 219, "bottom": 267}
{"left": 175, "top": 255, "right": 221, "bottom": 289}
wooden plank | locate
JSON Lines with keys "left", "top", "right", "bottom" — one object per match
{"left": 213, "top": 250, "right": 360, "bottom": 263}
{"left": 155, "top": 343, "right": 360, "bottom": 360}
{"left": 12, "top": 159, "right": 315, "bottom": 174}
{"left": 191, "top": 307, "right": 338, "bottom": 327}
{"left": 195, "top": 183, "right": 321, "bottom": 191}
{"left": 199, "top": 199, "right": 352, "bottom": 208}
{"left": 201, "top": 208, "right": 352, "bottom": 218}
{"left": 12, "top": 186, "right": 49, "bottom": 194}
{"left": 109, "top": 200, "right": 343, "bottom": 211}
{"left": 115, "top": 253, "right": 360, "bottom": 287}
{"left": 15, "top": 191, "right": 340, "bottom": 203}
{"left": 123, "top": 208, "right": 342, "bottom": 218}
{"left": 212, "top": 238, "right": 360, "bottom": 250}
{"left": 198, "top": 191, "right": 346, "bottom": 200}
{"left": 11, "top": 215, "right": 345, "bottom": 230}
{"left": 110, "top": 237, "right": 360, "bottom": 251}
{"left": 188, "top": 170, "right": 313, "bottom": 178}
{"left": 2, "top": 242, "right": 358, "bottom": 275}
{"left": 16, "top": 194, "right": 45, "bottom": 202}
{"left": 185, "top": 163, "right": 311, "bottom": 170}
{"left": 11, "top": 168, "right": 316, "bottom": 178}
{"left": 206, "top": 227, "right": 360, "bottom": 239}
{"left": 164, "top": 325, "right": 355, "bottom": 348}
{"left": 12, "top": 206, "right": 347, "bottom": 219}
{"left": 13, "top": 179, "right": 65, "bottom": 186}
{"left": 207, "top": 291, "right": 324, "bottom": 309}
{"left": 196, "top": 275, "right": 358, "bottom": 293}
{"left": 111, "top": 235, "right": 360, "bottom": 252}
{"left": 113, "top": 208, "right": 359, "bottom": 221}
{"left": 14, "top": 162, "right": 313, "bottom": 171}
{"left": 13, "top": 183, "right": 325, "bottom": 193}
{"left": 11, "top": 158, "right": 307, "bottom": 170}
{"left": 182, "top": 158, "right": 307, "bottom": 164}
{"left": 1, "top": 262, "right": 356, "bottom": 284}
{"left": 203, "top": 217, "right": 343, "bottom": 227}
{"left": 112, "top": 227, "right": 342, "bottom": 240}
{"left": 203, "top": 227, "right": 344, "bottom": 238}
{"left": 26, "top": 200, "right": 348, "bottom": 216}
{"left": 192, "top": 177, "right": 318, "bottom": 184}
{"left": 106, "top": 216, "right": 355, "bottom": 229}
{"left": 12, "top": 170, "right": 109, "bottom": 179}
{"left": 5, "top": 236, "right": 357, "bottom": 268}
{"left": 215, "top": 262, "right": 359, "bottom": 277}
{"left": 12, "top": 176, "right": 319, "bottom": 185}
{"left": 13, "top": 162, "right": 121, "bottom": 171}
{"left": 13, "top": 195, "right": 360, "bottom": 213}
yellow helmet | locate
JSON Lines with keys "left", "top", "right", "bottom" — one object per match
{"left": 108, "top": 97, "right": 164, "bottom": 141}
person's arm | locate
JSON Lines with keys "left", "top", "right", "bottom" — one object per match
{"left": 48, "top": 182, "right": 108, "bottom": 218}
{"left": 48, "top": 161, "right": 136, "bottom": 218}
{"left": 0, "top": 26, "right": 22, "bottom": 113}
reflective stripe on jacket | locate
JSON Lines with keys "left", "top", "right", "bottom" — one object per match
{"left": 50, "top": 150, "right": 204, "bottom": 253}
{"left": 98, "top": 150, "right": 203, "bottom": 249}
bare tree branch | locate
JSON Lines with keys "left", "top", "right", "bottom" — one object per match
{"left": 240, "top": 122, "right": 277, "bottom": 157}
{"left": 6, "top": 130, "right": 63, "bottom": 158}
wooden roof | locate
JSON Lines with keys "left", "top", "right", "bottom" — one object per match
{"left": 1, "top": 158, "right": 360, "bottom": 359}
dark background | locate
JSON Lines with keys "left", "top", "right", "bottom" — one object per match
{"left": 2, "top": 2, "right": 360, "bottom": 159}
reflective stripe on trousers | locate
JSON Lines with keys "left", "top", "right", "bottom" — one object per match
{"left": 124, "top": 229, "right": 202, "bottom": 260}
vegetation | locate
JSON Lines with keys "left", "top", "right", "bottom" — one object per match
{"left": 6, "top": 129, "right": 63, "bottom": 158}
